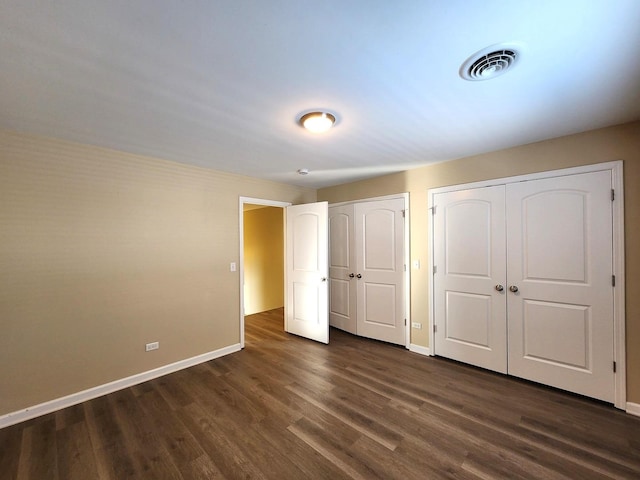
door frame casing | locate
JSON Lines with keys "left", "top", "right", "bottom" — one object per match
{"left": 329, "top": 193, "right": 411, "bottom": 348}
{"left": 238, "top": 196, "right": 291, "bottom": 348}
{"left": 427, "top": 161, "right": 626, "bottom": 410}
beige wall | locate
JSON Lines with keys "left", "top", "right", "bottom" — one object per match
{"left": 0, "top": 130, "right": 315, "bottom": 416}
{"left": 243, "top": 207, "right": 284, "bottom": 315}
{"left": 3, "top": 121, "right": 639, "bottom": 417}
{"left": 318, "top": 121, "right": 640, "bottom": 403}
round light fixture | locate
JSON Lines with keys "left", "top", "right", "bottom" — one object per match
{"left": 300, "top": 112, "right": 336, "bottom": 133}
{"left": 297, "top": 168, "right": 309, "bottom": 175}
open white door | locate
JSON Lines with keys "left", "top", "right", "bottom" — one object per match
{"left": 285, "top": 202, "right": 329, "bottom": 344}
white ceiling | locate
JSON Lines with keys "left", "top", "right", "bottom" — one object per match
{"left": 2, "top": 1, "right": 640, "bottom": 188}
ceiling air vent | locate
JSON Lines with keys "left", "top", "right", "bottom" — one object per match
{"left": 460, "top": 44, "right": 521, "bottom": 81}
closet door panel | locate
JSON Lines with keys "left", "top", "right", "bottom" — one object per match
{"left": 433, "top": 185, "right": 507, "bottom": 373}
{"left": 506, "top": 170, "right": 614, "bottom": 402}
{"left": 328, "top": 205, "right": 356, "bottom": 334}
{"left": 356, "top": 198, "right": 405, "bottom": 345}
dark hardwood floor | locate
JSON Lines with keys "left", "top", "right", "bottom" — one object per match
{"left": 2, "top": 308, "right": 639, "bottom": 479}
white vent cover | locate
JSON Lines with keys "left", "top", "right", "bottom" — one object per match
{"left": 460, "top": 44, "right": 521, "bottom": 81}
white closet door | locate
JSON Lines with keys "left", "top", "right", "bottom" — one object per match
{"left": 506, "top": 171, "right": 614, "bottom": 402}
{"left": 355, "top": 198, "right": 405, "bottom": 346}
{"left": 433, "top": 186, "right": 508, "bottom": 373}
{"left": 328, "top": 204, "right": 357, "bottom": 334}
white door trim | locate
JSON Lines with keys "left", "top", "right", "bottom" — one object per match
{"left": 427, "top": 161, "right": 626, "bottom": 410}
{"left": 239, "top": 197, "right": 291, "bottom": 348}
{"left": 329, "top": 193, "right": 411, "bottom": 348}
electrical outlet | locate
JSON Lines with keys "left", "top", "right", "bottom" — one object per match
{"left": 145, "top": 342, "right": 159, "bottom": 352}
{"left": 412, "top": 322, "right": 422, "bottom": 330}
{"left": 230, "top": 262, "right": 237, "bottom": 272}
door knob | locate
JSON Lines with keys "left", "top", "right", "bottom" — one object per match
{"left": 509, "top": 285, "right": 519, "bottom": 293}
{"left": 348, "top": 273, "right": 355, "bottom": 278}
{"left": 495, "top": 284, "right": 504, "bottom": 292}
{"left": 321, "top": 277, "right": 327, "bottom": 282}
{"left": 356, "top": 274, "right": 362, "bottom": 279}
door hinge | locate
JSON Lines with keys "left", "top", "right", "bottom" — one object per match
{"left": 404, "top": 318, "right": 407, "bottom": 326}
{"left": 433, "top": 265, "right": 437, "bottom": 275}
{"left": 430, "top": 205, "right": 437, "bottom": 215}
{"left": 433, "top": 324, "right": 437, "bottom": 333}
{"left": 404, "top": 264, "right": 407, "bottom": 271}
{"left": 612, "top": 275, "right": 616, "bottom": 287}
{"left": 613, "top": 361, "right": 617, "bottom": 373}
{"left": 611, "top": 189, "right": 615, "bottom": 201}
{"left": 402, "top": 209, "right": 406, "bottom": 218}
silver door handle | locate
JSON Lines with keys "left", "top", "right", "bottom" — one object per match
{"left": 321, "top": 277, "right": 327, "bottom": 282}
{"left": 348, "top": 273, "right": 355, "bottom": 278}
{"left": 509, "top": 285, "right": 519, "bottom": 293}
{"left": 356, "top": 274, "right": 362, "bottom": 279}
{"left": 495, "top": 284, "right": 504, "bottom": 292}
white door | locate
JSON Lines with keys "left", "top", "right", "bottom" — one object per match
{"left": 285, "top": 202, "right": 329, "bottom": 344}
{"left": 328, "top": 204, "right": 357, "bottom": 334}
{"left": 506, "top": 171, "right": 614, "bottom": 402}
{"left": 433, "top": 186, "right": 508, "bottom": 373}
{"left": 355, "top": 198, "right": 406, "bottom": 346}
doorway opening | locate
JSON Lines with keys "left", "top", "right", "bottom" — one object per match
{"left": 239, "top": 197, "right": 291, "bottom": 348}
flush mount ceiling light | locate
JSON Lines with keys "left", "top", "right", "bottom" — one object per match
{"left": 299, "top": 111, "right": 336, "bottom": 133}
{"left": 297, "top": 168, "right": 309, "bottom": 175}
{"left": 460, "top": 43, "right": 521, "bottom": 81}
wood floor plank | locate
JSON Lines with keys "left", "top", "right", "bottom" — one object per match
{"left": 136, "top": 387, "right": 206, "bottom": 470}
{"left": 55, "top": 421, "right": 100, "bottom": 480}
{"left": 176, "top": 402, "right": 269, "bottom": 480}
{"left": 108, "top": 389, "right": 183, "bottom": 479}
{"left": 287, "top": 420, "right": 378, "bottom": 480}
{"left": 3, "top": 308, "right": 640, "bottom": 479}
{"left": 286, "top": 382, "right": 402, "bottom": 451}
{"left": 151, "top": 370, "right": 196, "bottom": 410}
{"left": 253, "top": 415, "right": 352, "bottom": 480}
{"left": 179, "top": 454, "right": 225, "bottom": 480}
{"left": 0, "top": 423, "right": 22, "bottom": 480}
{"left": 83, "top": 397, "right": 138, "bottom": 479}
{"left": 16, "top": 418, "right": 58, "bottom": 480}
{"left": 54, "top": 403, "right": 85, "bottom": 431}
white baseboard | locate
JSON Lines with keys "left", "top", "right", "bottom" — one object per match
{"left": 0, "top": 343, "right": 241, "bottom": 429}
{"left": 409, "top": 344, "right": 431, "bottom": 356}
{"left": 627, "top": 402, "right": 640, "bottom": 417}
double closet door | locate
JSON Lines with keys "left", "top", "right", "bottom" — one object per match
{"left": 329, "top": 197, "right": 406, "bottom": 346}
{"left": 433, "top": 170, "right": 615, "bottom": 402}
